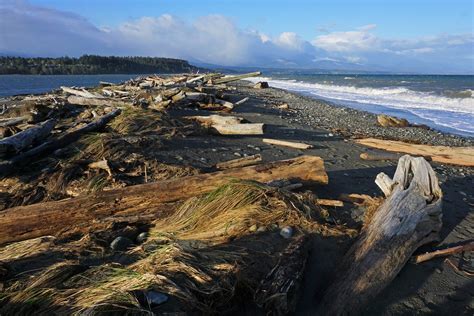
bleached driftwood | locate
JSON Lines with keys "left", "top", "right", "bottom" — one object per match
{"left": 263, "top": 138, "right": 313, "bottom": 150}
{"left": 0, "top": 117, "right": 27, "bottom": 128}
{"left": 213, "top": 71, "right": 261, "bottom": 84}
{"left": 215, "top": 154, "right": 262, "bottom": 170}
{"left": 0, "top": 109, "right": 121, "bottom": 175}
{"left": 318, "top": 155, "right": 443, "bottom": 315}
{"left": 212, "top": 123, "right": 264, "bottom": 135}
{"left": 355, "top": 138, "right": 474, "bottom": 166}
{"left": 61, "top": 86, "right": 103, "bottom": 99}
{"left": 0, "top": 119, "right": 56, "bottom": 157}
{"left": 186, "top": 115, "right": 244, "bottom": 126}
{"left": 67, "top": 96, "right": 130, "bottom": 107}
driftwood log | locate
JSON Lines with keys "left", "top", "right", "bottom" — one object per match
{"left": 263, "top": 138, "right": 313, "bottom": 149}
{"left": 212, "top": 123, "right": 264, "bottom": 135}
{"left": 0, "top": 117, "right": 27, "bottom": 128}
{"left": 67, "top": 96, "right": 130, "bottom": 107}
{"left": 61, "top": 86, "right": 104, "bottom": 99}
{"left": 0, "top": 155, "right": 327, "bottom": 246}
{"left": 0, "top": 119, "right": 56, "bottom": 158}
{"left": 318, "top": 155, "right": 443, "bottom": 315}
{"left": 213, "top": 71, "right": 261, "bottom": 84}
{"left": 0, "top": 109, "right": 121, "bottom": 175}
{"left": 356, "top": 138, "right": 474, "bottom": 166}
{"left": 215, "top": 154, "right": 262, "bottom": 170}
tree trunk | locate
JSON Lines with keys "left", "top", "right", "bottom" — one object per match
{"left": 212, "top": 123, "right": 264, "bottom": 135}
{"left": 318, "top": 155, "right": 443, "bottom": 315}
{"left": 0, "top": 109, "right": 121, "bottom": 175}
{"left": 213, "top": 71, "right": 261, "bottom": 84}
{"left": 61, "top": 86, "right": 104, "bottom": 99}
{"left": 0, "top": 119, "right": 56, "bottom": 157}
{"left": 0, "top": 155, "right": 327, "bottom": 246}
{"left": 67, "top": 96, "right": 130, "bottom": 107}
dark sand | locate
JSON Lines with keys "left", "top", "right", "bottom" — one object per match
{"left": 162, "top": 81, "right": 474, "bottom": 315}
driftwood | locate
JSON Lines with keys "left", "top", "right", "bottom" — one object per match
{"left": 0, "top": 155, "right": 327, "bottom": 245}
{"left": 186, "top": 115, "right": 244, "bottom": 126}
{"left": 215, "top": 154, "right": 262, "bottom": 169}
{"left": 67, "top": 96, "right": 130, "bottom": 107}
{"left": 255, "top": 235, "right": 310, "bottom": 315}
{"left": 317, "top": 199, "right": 344, "bottom": 207}
{"left": 212, "top": 123, "right": 264, "bottom": 135}
{"left": 414, "top": 241, "right": 474, "bottom": 264}
{"left": 0, "top": 117, "right": 27, "bottom": 128}
{"left": 377, "top": 114, "right": 410, "bottom": 127}
{"left": 339, "top": 193, "right": 375, "bottom": 204}
{"left": 213, "top": 71, "right": 261, "bottom": 84}
{"left": 61, "top": 86, "right": 103, "bottom": 99}
{"left": 318, "top": 155, "right": 443, "bottom": 315}
{"left": 0, "top": 109, "right": 121, "bottom": 175}
{"left": 355, "top": 138, "right": 474, "bottom": 166}
{"left": 263, "top": 138, "right": 313, "bottom": 149}
{"left": 0, "top": 119, "right": 56, "bottom": 158}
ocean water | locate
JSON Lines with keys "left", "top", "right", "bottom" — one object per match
{"left": 247, "top": 73, "right": 474, "bottom": 137}
{"left": 0, "top": 74, "right": 142, "bottom": 97}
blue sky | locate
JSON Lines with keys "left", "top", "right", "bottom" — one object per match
{"left": 1, "top": 0, "right": 473, "bottom": 73}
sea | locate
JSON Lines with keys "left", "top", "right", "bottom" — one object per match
{"left": 0, "top": 73, "right": 473, "bottom": 137}
{"left": 247, "top": 73, "right": 474, "bottom": 138}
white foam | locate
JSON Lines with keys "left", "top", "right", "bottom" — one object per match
{"left": 247, "top": 76, "right": 474, "bottom": 136}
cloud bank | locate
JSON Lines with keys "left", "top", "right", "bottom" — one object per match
{"left": 1, "top": 0, "right": 472, "bottom": 73}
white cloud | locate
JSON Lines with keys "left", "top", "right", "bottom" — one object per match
{"left": 1, "top": 1, "right": 473, "bottom": 73}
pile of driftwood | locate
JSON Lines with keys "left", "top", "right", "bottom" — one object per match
{"left": 0, "top": 72, "right": 454, "bottom": 315}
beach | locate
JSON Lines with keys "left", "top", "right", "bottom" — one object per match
{"left": 0, "top": 75, "right": 472, "bottom": 314}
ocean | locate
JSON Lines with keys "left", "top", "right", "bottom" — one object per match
{"left": 247, "top": 73, "right": 474, "bottom": 137}
{"left": 0, "top": 73, "right": 472, "bottom": 137}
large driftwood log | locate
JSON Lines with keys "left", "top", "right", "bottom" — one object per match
{"left": 213, "top": 71, "right": 261, "bottom": 84}
{"left": 0, "top": 119, "right": 56, "bottom": 158}
{"left": 0, "top": 155, "right": 327, "bottom": 246}
{"left": 318, "top": 155, "right": 443, "bottom": 315}
{"left": 185, "top": 115, "right": 244, "bottom": 126}
{"left": 212, "top": 123, "right": 264, "bottom": 135}
{"left": 67, "top": 96, "right": 130, "bottom": 107}
{"left": 0, "top": 117, "right": 27, "bottom": 128}
{"left": 61, "top": 86, "right": 104, "bottom": 99}
{"left": 355, "top": 138, "right": 474, "bottom": 166}
{"left": 0, "top": 109, "right": 121, "bottom": 175}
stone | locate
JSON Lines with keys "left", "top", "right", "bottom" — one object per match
{"left": 249, "top": 224, "right": 258, "bottom": 232}
{"left": 110, "top": 236, "right": 133, "bottom": 251}
{"left": 145, "top": 291, "right": 168, "bottom": 306}
{"left": 280, "top": 226, "right": 293, "bottom": 239}
{"left": 253, "top": 81, "right": 269, "bottom": 89}
{"left": 377, "top": 114, "right": 410, "bottom": 127}
{"left": 136, "top": 232, "right": 148, "bottom": 244}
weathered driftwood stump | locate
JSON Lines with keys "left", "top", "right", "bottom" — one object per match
{"left": 318, "top": 155, "right": 443, "bottom": 315}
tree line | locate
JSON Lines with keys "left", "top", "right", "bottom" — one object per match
{"left": 0, "top": 55, "right": 200, "bottom": 75}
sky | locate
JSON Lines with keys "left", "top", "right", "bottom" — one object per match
{"left": 0, "top": 0, "right": 473, "bottom": 73}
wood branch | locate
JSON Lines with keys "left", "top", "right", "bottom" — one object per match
{"left": 0, "top": 109, "right": 121, "bottom": 175}
{"left": 235, "top": 97, "right": 249, "bottom": 105}
{"left": 0, "top": 155, "right": 327, "bottom": 246}
{"left": 355, "top": 138, "right": 474, "bottom": 166}
{"left": 211, "top": 123, "right": 264, "bottom": 135}
{"left": 213, "top": 71, "right": 261, "bottom": 84}
{"left": 0, "top": 119, "right": 56, "bottom": 158}
{"left": 414, "top": 242, "right": 474, "bottom": 264}
{"left": 215, "top": 98, "right": 234, "bottom": 110}
{"left": 317, "top": 199, "right": 344, "bottom": 207}
{"left": 338, "top": 193, "right": 375, "bottom": 204}
{"left": 318, "top": 155, "right": 443, "bottom": 315}
{"left": 263, "top": 138, "right": 313, "bottom": 150}
{"left": 0, "top": 117, "right": 27, "bottom": 128}
{"left": 67, "top": 96, "right": 130, "bottom": 107}
{"left": 61, "top": 86, "right": 104, "bottom": 99}
{"left": 215, "top": 154, "right": 262, "bottom": 170}
{"left": 88, "top": 159, "right": 112, "bottom": 177}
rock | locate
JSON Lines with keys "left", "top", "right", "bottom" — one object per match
{"left": 110, "top": 236, "right": 133, "bottom": 251}
{"left": 253, "top": 81, "right": 269, "bottom": 89}
{"left": 145, "top": 291, "right": 168, "bottom": 306}
{"left": 249, "top": 224, "right": 258, "bottom": 232}
{"left": 377, "top": 114, "right": 410, "bottom": 127}
{"left": 136, "top": 232, "right": 148, "bottom": 244}
{"left": 277, "top": 103, "right": 289, "bottom": 110}
{"left": 280, "top": 226, "right": 293, "bottom": 239}
{"left": 257, "top": 226, "right": 267, "bottom": 232}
